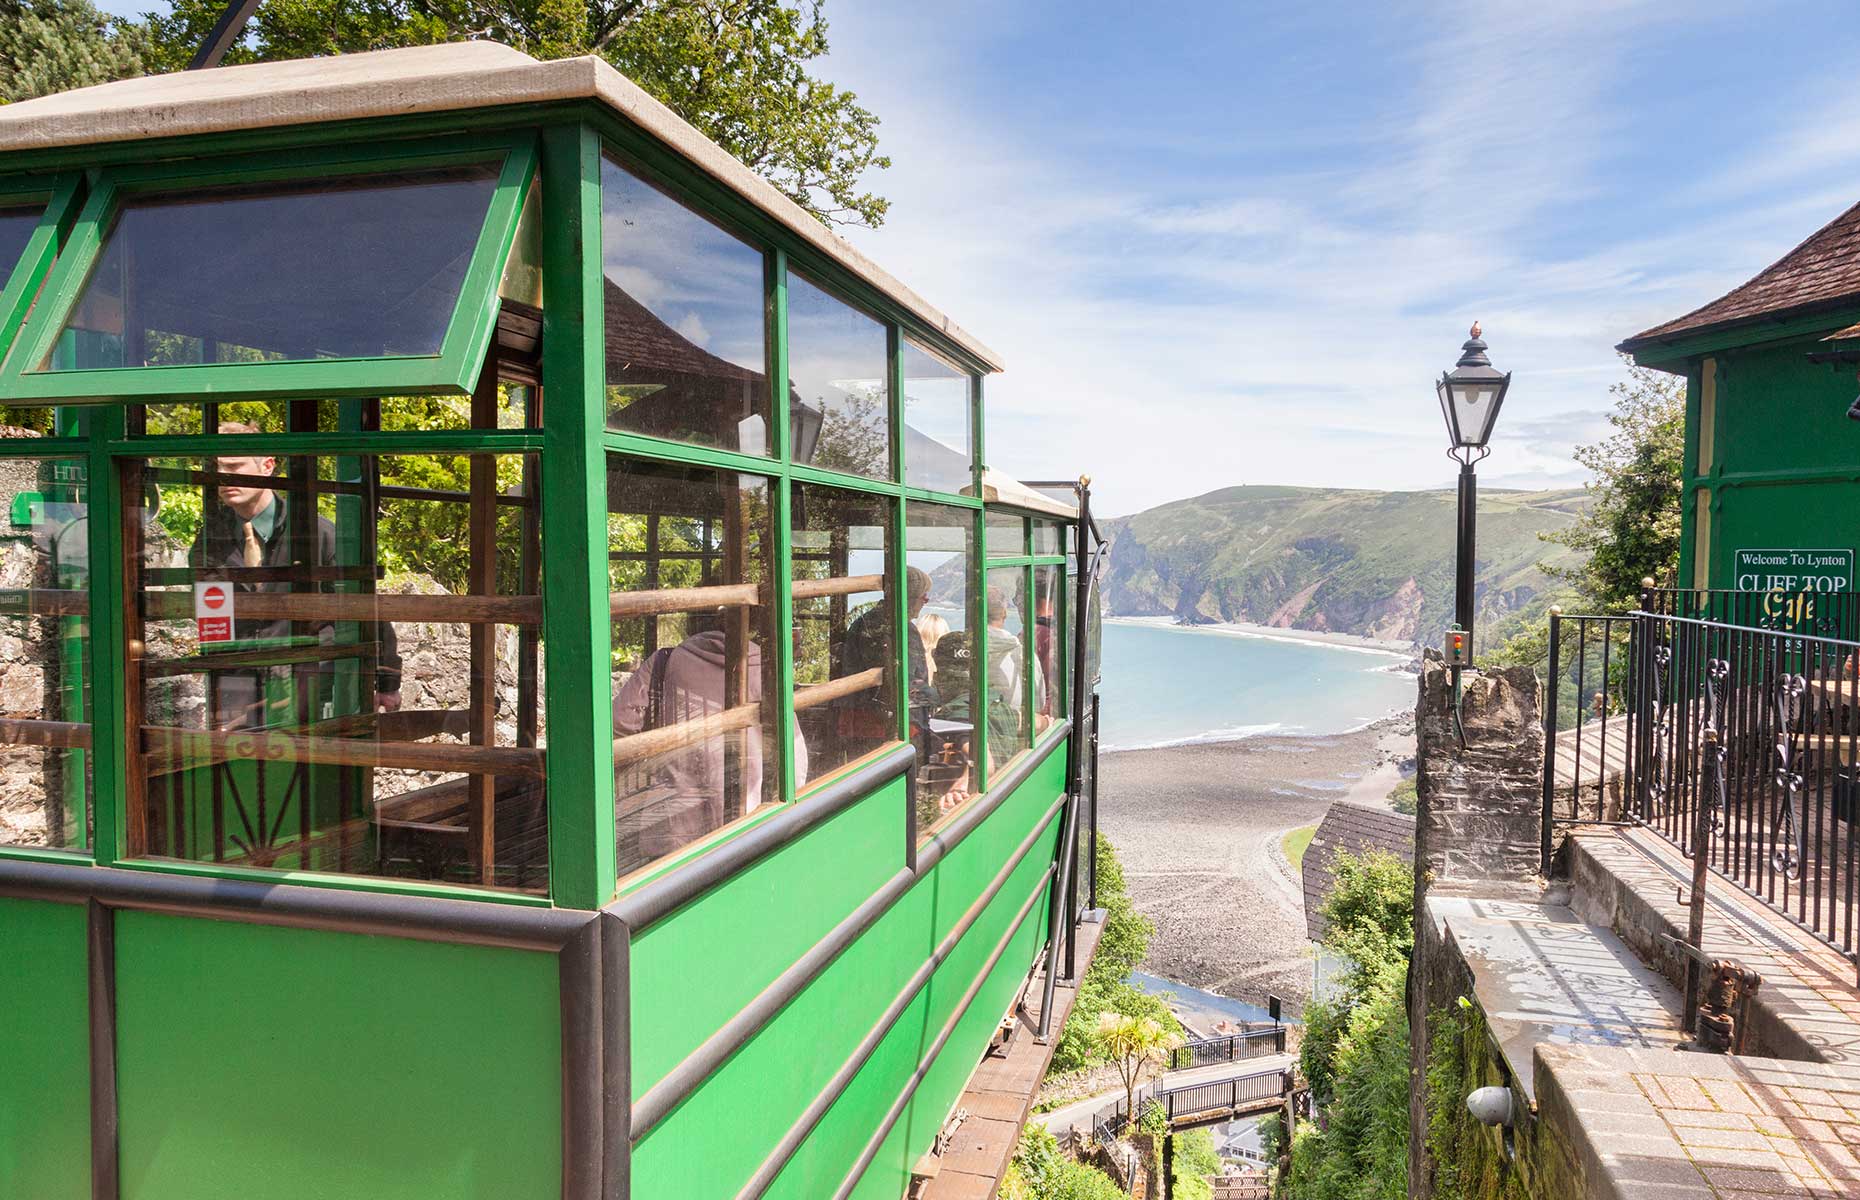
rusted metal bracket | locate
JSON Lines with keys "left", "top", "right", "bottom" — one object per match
{"left": 1659, "top": 931, "right": 1763, "bottom": 1054}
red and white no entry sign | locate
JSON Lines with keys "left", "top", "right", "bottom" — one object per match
{"left": 194, "top": 581, "right": 234, "bottom": 643}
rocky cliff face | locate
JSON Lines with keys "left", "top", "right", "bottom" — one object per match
{"left": 1102, "top": 484, "right": 1586, "bottom": 647}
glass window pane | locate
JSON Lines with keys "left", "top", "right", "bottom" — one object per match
{"left": 791, "top": 484, "right": 897, "bottom": 786}
{"left": 986, "top": 510, "right": 1024, "bottom": 557}
{"left": 0, "top": 204, "right": 43, "bottom": 279}
{"left": 46, "top": 166, "right": 501, "bottom": 371}
{"left": 1033, "top": 564, "right": 1064, "bottom": 732}
{"left": 1032, "top": 519, "right": 1061, "bottom": 557}
{"left": 141, "top": 391, "right": 537, "bottom": 437}
{"left": 787, "top": 271, "right": 889, "bottom": 480}
{"left": 609, "top": 458, "right": 780, "bottom": 880}
{"left": 984, "top": 566, "right": 1032, "bottom": 767}
{"left": 497, "top": 178, "right": 543, "bottom": 309}
{"left": 0, "top": 454, "right": 90, "bottom": 849}
{"left": 126, "top": 446, "right": 546, "bottom": 892}
{"left": 601, "top": 155, "right": 771, "bottom": 455}
{"left": 908, "top": 502, "right": 977, "bottom": 840}
{"left": 902, "top": 340, "right": 972, "bottom": 494}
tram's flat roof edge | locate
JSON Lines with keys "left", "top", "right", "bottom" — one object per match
{"left": 0, "top": 41, "right": 1004, "bottom": 372}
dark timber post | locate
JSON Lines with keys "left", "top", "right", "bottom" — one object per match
{"left": 1161, "top": 1132, "right": 1174, "bottom": 1200}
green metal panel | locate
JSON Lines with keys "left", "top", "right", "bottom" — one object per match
{"left": 627, "top": 774, "right": 906, "bottom": 1092}
{"left": 113, "top": 911, "right": 560, "bottom": 1200}
{"left": 1676, "top": 337, "right": 1860, "bottom": 590}
{"left": 629, "top": 748, "right": 1066, "bottom": 1199}
{"left": 0, "top": 134, "right": 536, "bottom": 404}
{"left": 0, "top": 897, "right": 89, "bottom": 1200}
{"left": 541, "top": 121, "right": 618, "bottom": 909}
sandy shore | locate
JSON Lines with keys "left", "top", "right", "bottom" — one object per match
{"left": 1107, "top": 615, "right": 1418, "bottom": 658}
{"left": 1098, "top": 716, "right": 1414, "bottom": 1016}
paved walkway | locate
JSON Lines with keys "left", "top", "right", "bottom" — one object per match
{"left": 1540, "top": 1044, "right": 1860, "bottom": 1198}
{"left": 1432, "top": 892, "right": 1685, "bottom": 1101}
{"left": 1571, "top": 828, "right": 1860, "bottom": 1067}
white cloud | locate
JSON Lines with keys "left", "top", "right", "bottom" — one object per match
{"left": 811, "top": 3, "right": 1858, "bottom": 515}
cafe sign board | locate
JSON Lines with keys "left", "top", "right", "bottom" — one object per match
{"left": 1732, "top": 547, "right": 1854, "bottom": 594}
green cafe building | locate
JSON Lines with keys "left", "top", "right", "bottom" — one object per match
{"left": 1620, "top": 200, "right": 1860, "bottom": 617}
{"left": 0, "top": 43, "right": 1103, "bottom": 1200}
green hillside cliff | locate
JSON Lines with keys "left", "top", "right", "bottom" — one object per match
{"left": 1102, "top": 484, "right": 1587, "bottom": 647}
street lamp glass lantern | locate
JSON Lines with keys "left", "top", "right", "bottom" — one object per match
{"left": 1437, "top": 324, "right": 1511, "bottom": 451}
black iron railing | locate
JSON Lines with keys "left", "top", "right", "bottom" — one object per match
{"left": 1091, "top": 1064, "right": 1291, "bottom": 1143}
{"left": 1167, "top": 1026, "right": 1285, "bottom": 1071}
{"left": 1645, "top": 586, "right": 1860, "bottom": 641}
{"left": 1540, "top": 593, "right": 1860, "bottom": 982}
{"left": 1541, "top": 612, "right": 1639, "bottom": 870}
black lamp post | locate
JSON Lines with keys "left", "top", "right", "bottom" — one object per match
{"left": 1436, "top": 322, "right": 1511, "bottom": 661}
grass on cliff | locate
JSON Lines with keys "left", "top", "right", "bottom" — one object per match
{"left": 1282, "top": 825, "right": 1316, "bottom": 870}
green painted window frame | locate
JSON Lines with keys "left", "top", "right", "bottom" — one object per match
{"left": 979, "top": 506, "right": 1071, "bottom": 764}
{"left": 0, "top": 172, "right": 83, "bottom": 368}
{"left": 0, "top": 114, "right": 1016, "bottom": 911}
{"left": 0, "top": 133, "right": 538, "bottom": 405}
{"left": 591, "top": 140, "right": 998, "bottom": 892}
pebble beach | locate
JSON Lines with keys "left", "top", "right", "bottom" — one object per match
{"left": 1096, "top": 715, "right": 1414, "bottom": 1016}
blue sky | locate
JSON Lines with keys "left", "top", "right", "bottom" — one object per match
{"left": 96, "top": 0, "right": 1860, "bottom": 514}
{"left": 814, "top": 1, "right": 1860, "bottom": 513}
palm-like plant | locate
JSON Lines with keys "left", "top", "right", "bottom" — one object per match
{"left": 1096, "top": 1011, "right": 1182, "bottom": 1129}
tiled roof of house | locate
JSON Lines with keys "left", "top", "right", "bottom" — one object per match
{"left": 1620, "top": 200, "right": 1860, "bottom": 352}
{"left": 1301, "top": 799, "right": 1415, "bottom": 944}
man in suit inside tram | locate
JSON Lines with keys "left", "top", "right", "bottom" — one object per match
{"left": 191, "top": 423, "right": 402, "bottom": 731}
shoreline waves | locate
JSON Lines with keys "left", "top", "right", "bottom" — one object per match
{"left": 1105, "top": 614, "right": 1417, "bottom": 658}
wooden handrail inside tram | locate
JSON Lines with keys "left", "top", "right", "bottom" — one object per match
{"left": 0, "top": 717, "right": 91, "bottom": 750}
{"left": 610, "top": 667, "right": 885, "bottom": 766}
{"left": 139, "top": 723, "right": 542, "bottom": 779}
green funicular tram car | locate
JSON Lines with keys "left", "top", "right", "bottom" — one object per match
{"left": 0, "top": 43, "right": 1112, "bottom": 1200}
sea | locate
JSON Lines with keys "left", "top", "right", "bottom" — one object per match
{"left": 1096, "top": 618, "right": 1415, "bottom": 751}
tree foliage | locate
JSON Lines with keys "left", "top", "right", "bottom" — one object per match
{"left": 1050, "top": 835, "right": 1182, "bottom": 1074}
{"left": 1292, "top": 849, "right": 1415, "bottom": 1195}
{"left": 1542, "top": 357, "right": 1686, "bottom": 612}
{"left": 1317, "top": 848, "right": 1414, "bottom": 1001}
{"left": 113, "top": 0, "right": 888, "bottom": 227}
{"left": 1096, "top": 1011, "right": 1181, "bottom": 1127}
{"left": 0, "top": 0, "right": 148, "bottom": 102}
{"left": 1002, "top": 1124, "right": 1126, "bottom": 1200}
{"left": 1286, "top": 957, "right": 1410, "bottom": 1200}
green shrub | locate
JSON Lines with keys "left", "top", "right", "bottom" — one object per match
{"left": 1285, "top": 957, "right": 1410, "bottom": 1200}
{"left": 1005, "top": 1124, "right": 1127, "bottom": 1200}
{"left": 1050, "top": 837, "right": 1182, "bottom": 1073}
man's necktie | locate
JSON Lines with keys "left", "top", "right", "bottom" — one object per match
{"left": 242, "top": 520, "right": 263, "bottom": 569}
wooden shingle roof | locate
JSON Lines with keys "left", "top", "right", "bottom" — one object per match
{"left": 1300, "top": 799, "right": 1414, "bottom": 944}
{"left": 1620, "top": 200, "right": 1860, "bottom": 353}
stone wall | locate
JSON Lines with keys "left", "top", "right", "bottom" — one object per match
{"left": 1413, "top": 655, "right": 1544, "bottom": 886}
{"left": 1408, "top": 654, "right": 1546, "bottom": 1200}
